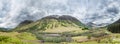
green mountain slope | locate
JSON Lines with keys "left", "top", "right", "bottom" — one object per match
{"left": 18, "top": 20, "right": 33, "bottom": 26}
{"left": 13, "top": 15, "right": 88, "bottom": 33}
{"left": 107, "top": 19, "right": 120, "bottom": 33}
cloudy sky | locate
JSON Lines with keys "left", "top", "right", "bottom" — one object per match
{"left": 0, "top": 0, "right": 120, "bottom": 28}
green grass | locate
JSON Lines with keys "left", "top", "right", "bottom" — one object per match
{"left": 44, "top": 27, "right": 83, "bottom": 33}
{"left": 1, "top": 29, "right": 120, "bottom": 44}
{"left": 0, "top": 32, "right": 39, "bottom": 44}
{"left": 72, "top": 36, "right": 88, "bottom": 42}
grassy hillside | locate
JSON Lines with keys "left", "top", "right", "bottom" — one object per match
{"left": 0, "top": 32, "right": 39, "bottom": 44}
{"left": 107, "top": 19, "right": 120, "bottom": 33}
{"left": 13, "top": 15, "right": 88, "bottom": 33}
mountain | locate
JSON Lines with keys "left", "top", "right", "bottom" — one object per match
{"left": 18, "top": 20, "right": 33, "bottom": 26}
{"left": 0, "top": 28, "right": 8, "bottom": 32}
{"left": 114, "top": 19, "right": 120, "bottom": 24}
{"left": 107, "top": 19, "right": 120, "bottom": 33}
{"left": 13, "top": 15, "right": 88, "bottom": 33}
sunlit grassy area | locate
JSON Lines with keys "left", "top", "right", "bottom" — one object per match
{"left": 44, "top": 27, "right": 83, "bottom": 33}
{"left": 0, "top": 32, "right": 40, "bottom": 44}
{"left": 72, "top": 36, "right": 88, "bottom": 42}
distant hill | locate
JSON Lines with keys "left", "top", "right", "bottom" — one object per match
{"left": 0, "top": 28, "right": 8, "bottom": 32}
{"left": 18, "top": 20, "right": 33, "bottom": 26}
{"left": 13, "top": 15, "right": 88, "bottom": 33}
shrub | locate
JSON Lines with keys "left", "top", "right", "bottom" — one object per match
{"left": 16, "top": 32, "right": 37, "bottom": 40}
{"left": 0, "top": 36, "right": 27, "bottom": 44}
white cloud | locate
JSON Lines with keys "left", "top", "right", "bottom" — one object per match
{"left": 0, "top": 0, "right": 120, "bottom": 28}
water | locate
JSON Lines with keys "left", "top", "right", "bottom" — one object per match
{"left": 0, "top": 0, "right": 120, "bottom": 28}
